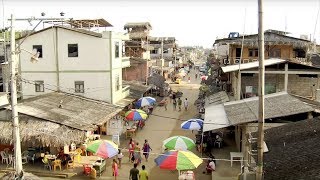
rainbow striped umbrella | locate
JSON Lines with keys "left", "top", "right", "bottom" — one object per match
{"left": 125, "top": 109, "right": 148, "bottom": 121}
{"left": 86, "top": 140, "right": 118, "bottom": 159}
{"left": 154, "top": 150, "right": 203, "bottom": 170}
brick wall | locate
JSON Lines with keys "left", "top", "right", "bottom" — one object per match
{"left": 241, "top": 74, "right": 319, "bottom": 97}
{"left": 123, "top": 62, "right": 148, "bottom": 82}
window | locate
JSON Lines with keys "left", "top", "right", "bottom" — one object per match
{"left": 75, "top": 81, "right": 84, "bottom": 93}
{"left": 248, "top": 49, "right": 258, "bottom": 57}
{"left": 270, "top": 48, "right": 281, "bottom": 58}
{"left": 115, "top": 75, "right": 120, "bottom": 91}
{"left": 115, "top": 42, "right": 120, "bottom": 58}
{"left": 68, "top": 44, "right": 78, "bottom": 57}
{"left": 163, "top": 48, "right": 169, "bottom": 53}
{"left": 33, "top": 45, "right": 43, "bottom": 58}
{"left": 35, "top": 81, "right": 44, "bottom": 92}
{"left": 151, "top": 49, "right": 158, "bottom": 54}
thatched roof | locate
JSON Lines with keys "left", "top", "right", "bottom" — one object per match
{"left": 0, "top": 115, "right": 86, "bottom": 147}
{"left": 253, "top": 117, "right": 320, "bottom": 179}
{"left": 5, "top": 92, "right": 122, "bottom": 130}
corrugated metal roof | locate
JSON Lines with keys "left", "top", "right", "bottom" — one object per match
{"left": 221, "top": 58, "right": 286, "bottom": 73}
{"left": 203, "top": 92, "right": 314, "bottom": 131}
{"left": 205, "top": 91, "right": 229, "bottom": 107}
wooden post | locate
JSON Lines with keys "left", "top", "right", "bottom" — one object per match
{"left": 284, "top": 63, "right": 288, "bottom": 92}
{"left": 256, "top": 0, "right": 265, "bottom": 179}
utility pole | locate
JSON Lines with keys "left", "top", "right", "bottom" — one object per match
{"left": 10, "top": 14, "right": 23, "bottom": 175}
{"left": 7, "top": 14, "right": 66, "bottom": 176}
{"left": 256, "top": 0, "right": 265, "bottom": 179}
{"left": 161, "top": 37, "right": 164, "bottom": 76}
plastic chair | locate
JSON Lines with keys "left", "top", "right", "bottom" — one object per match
{"left": 42, "top": 158, "right": 51, "bottom": 171}
{"left": 8, "top": 154, "right": 15, "bottom": 168}
{"left": 74, "top": 149, "right": 82, "bottom": 163}
{"left": 28, "top": 154, "right": 36, "bottom": 164}
{"left": 0, "top": 151, "right": 9, "bottom": 164}
{"left": 67, "top": 160, "right": 74, "bottom": 169}
{"left": 52, "top": 159, "right": 62, "bottom": 171}
{"left": 214, "top": 141, "right": 222, "bottom": 148}
{"left": 21, "top": 151, "right": 29, "bottom": 164}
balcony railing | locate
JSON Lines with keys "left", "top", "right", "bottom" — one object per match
{"left": 225, "top": 57, "right": 310, "bottom": 65}
{"left": 122, "top": 85, "right": 130, "bottom": 98}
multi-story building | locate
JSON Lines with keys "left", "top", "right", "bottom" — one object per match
{"left": 149, "top": 37, "right": 176, "bottom": 76}
{"left": 214, "top": 30, "right": 312, "bottom": 66}
{"left": 123, "top": 22, "right": 152, "bottom": 83}
{"left": 17, "top": 19, "right": 130, "bottom": 104}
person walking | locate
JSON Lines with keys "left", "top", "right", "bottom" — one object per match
{"left": 130, "top": 163, "right": 139, "bottom": 180}
{"left": 184, "top": 98, "right": 189, "bottom": 111}
{"left": 112, "top": 159, "right": 119, "bottom": 180}
{"left": 164, "top": 98, "right": 168, "bottom": 111}
{"left": 134, "top": 142, "right": 142, "bottom": 165}
{"left": 128, "top": 138, "right": 135, "bottom": 162}
{"left": 143, "top": 139, "right": 152, "bottom": 162}
{"left": 195, "top": 73, "right": 198, "bottom": 79}
{"left": 177, "top": 98, "right": 182, "bottom": 111}
{"left": 173, "top": 98, "right": 177, "bottom": 111}
{"left": 188, "top": 76, "right": 191, "bottom": 83}
{"left": 117, "top": 149, "right": 124, "bottom": 168}
{"left": 139, "top": 165, "right": 149, "bottom": 180}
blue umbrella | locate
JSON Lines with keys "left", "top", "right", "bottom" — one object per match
{"left": 136, "top": 97, "right": 156, "bottom": 107}
{"left": 181, "top": 119, "right": 204, "bottom": 130}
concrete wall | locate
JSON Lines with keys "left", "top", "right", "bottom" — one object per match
{"left": 241, "top": 74, "right": 319, "bottom": 97}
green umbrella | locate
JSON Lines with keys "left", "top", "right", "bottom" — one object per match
{"left": 163, "top": 136, "right": 196, "bottom": 151}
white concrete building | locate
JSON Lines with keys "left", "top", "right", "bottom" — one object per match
{"left": 18, "top": 26, "right": 130, "bottom": 104}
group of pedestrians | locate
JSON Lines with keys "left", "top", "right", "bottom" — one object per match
{"left": 169, "top": 93, "right": 189, "bottom": 112}
{"left": 111, "top": 138, "right": 152, "bottom": 179}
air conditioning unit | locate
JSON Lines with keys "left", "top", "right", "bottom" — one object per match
{"left": 223, "top": 58, "right": 230, "bottom": 65}
{"left": 234, "top": 59, "right": 240, "bottom": 64}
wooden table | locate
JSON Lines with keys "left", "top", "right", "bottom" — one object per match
{"left": 230, "top": 152, "right": 243, "bottom": 167}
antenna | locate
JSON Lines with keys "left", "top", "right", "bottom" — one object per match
{"left": 312, "top": 0, "right": 320, "bottom": 53}
{"left": 285, "top": 16, "right": 287, "bottom": 34}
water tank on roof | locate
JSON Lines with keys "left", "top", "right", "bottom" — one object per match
{"left": 228, "top": 32, "right": 240, "bottom": 38}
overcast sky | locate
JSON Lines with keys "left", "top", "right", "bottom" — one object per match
{"left": 2, "top": 0, "right": 320, "bottom": 48}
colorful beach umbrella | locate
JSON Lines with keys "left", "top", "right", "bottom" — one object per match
{"left": 125, "top": 109, "right": 148, "bottom": 121}
{"left": 154, "top": 150, "right": 203, "bottom": 170}
{"left": 163, "top": 136, "right": 196, "bottom": 150}
{"left": 86, "top": 140, "right": 118, "bottom": 159}
{"left": 181, "top": 119, "right": 204, "bottom": 130}
{"left": 136, "top": 97, "right": 156, "bottom": 107}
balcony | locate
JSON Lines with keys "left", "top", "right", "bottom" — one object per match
{"left": 122, "top": 85, "right": 130, "bottom": 98}
{"left": 122, "top": 56, "right": 130, "bottom": 68}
